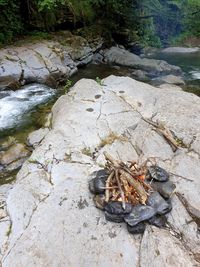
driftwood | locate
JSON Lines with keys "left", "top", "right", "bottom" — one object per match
{"left": 103, "top": 152, "right": 150, "bottom": 207}
{"left": 142, "top": 117, "right": 179, "bottom": 152}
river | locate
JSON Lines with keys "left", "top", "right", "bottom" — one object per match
{"left": 147, "top": 50, "right": 200, "bottom": 95}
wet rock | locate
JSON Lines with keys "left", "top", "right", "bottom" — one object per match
{"left": 127, "top": 222, "right": 146, "bottom": 234}
{"left": 161, "top": 47, "right": 199, "bottom": 53}
{"left": 105, "top": 201, "right": 133, "bottom": 215}
{"left": 89, "top": 169, "right": 108, "bottom": 194}
{"left": 152, "top": 75, "right": 185, "bottom": 86}
{"left": 148, "top": 215, "right": 167, "bottom": 227}
{"left": 124, "top": 205, "right": 156, "bottom": 226}
{"left": 103, "top": 46, "right": 182, "bottom": 75}
{"left": 5, "top": 158, "right": 28, "bottom": 172}
{"left": 148, "top": 166, "right": 169, "bottom": 182}
{"left": 147, "top": 192, "right": 171, "bottom": 215}
{"left": 0, "top": 143, "right": 30, "bottom": 165}
{"left": 151, "top": 181, "right": 176, "bottom": 198}
{"left": 105, "top": 211, "right": 125, "bottom": 223}
{"left": 131, "top": 69, "right": 149, "bottom": 81}
{"left": 93, "top": 194, "right": 106, "bottom": 210}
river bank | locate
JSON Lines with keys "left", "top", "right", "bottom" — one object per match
{"left": 0, "top": 32, "right": 200, "bottom": 265}
{"left": 1, "top": 31, "right": 200, "bottom": 186}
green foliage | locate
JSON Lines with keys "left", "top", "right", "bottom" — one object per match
{"left": 95, "top": 77, "right": 104, "bottom": 86}
{"left": 0, "top": 0, "right": 23, "bottom": 44}
{"left": 64, "top": 79, "right": 72, "bottom": 93}
{"left": 0, "top": 0, "right": 200, "bottom": 47}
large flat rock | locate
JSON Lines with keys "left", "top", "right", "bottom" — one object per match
{"left": 0, "top": 76, "right": 200, "bottom": 266}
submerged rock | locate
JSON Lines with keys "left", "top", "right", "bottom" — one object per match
{"left": 148, "top": 166, "right": 169, "bottom": 182}
{"left": 147, "top": 192, "right": 171, "bottom": 215}
{"left": 124, "top": 205, "right": 156, "bottom": 226}
{"left": 152, "top": 75, "right": 185, "bottom": 86}
{"left": 127, "top": 222, "right": 146, "bottom": 234}
{"left": 105, "top": 201, "right": 133, "bottom": 215}
{"left": 0, "top": 143, "right": 30, "bottom": 166}
{"left": 151, "top": 181, "right": 176, "bottom": 199}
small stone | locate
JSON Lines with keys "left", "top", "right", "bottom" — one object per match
{"left": 105, "top": 201, "right": 133, "bottom": 215}
{"left": 89, "top": 169, "right": 108, "bottom": 194}
{"left": 151, "top": 181, "right": 176, "bottom": 198}
{"left": 105, "top": 211, "right": 124, "bottom": 223}
{"left": 148, "top": 215, "right": 167, "bottom": 227}
{"left": 147, "top": 192, "right": 171, "bottom": 215}
{"left": 124, "top": 205, "right": 156, "bottom": 227}
{"left": 148, "top": 166, "right": 169, "bottom": 182}
{"left": 93, "top": 195, "right": 106, "bottom": 210}
{"left": 127, "top": 222, "right": 146, "bottom": 234}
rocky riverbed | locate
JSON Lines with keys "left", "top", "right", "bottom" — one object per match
{"left": 0, "top": 75, "right": 200, "bottom": 266}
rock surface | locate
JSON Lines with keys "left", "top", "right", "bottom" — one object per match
{"left": 0, "top": 32, "right": 103, "bottom": 90}
{"left": 27, "top": 128, "right": 50, "bottom": 148}
{"left": 103, "top": 46, "right": 182, "bottom": 76}
{"left": 0, "top": 76, "right": 200, "bottom": 266}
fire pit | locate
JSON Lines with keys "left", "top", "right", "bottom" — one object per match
{"left": 89, "top": 152, "right": 176, "bottom": 234}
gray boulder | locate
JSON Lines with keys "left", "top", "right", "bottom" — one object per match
{"left": 0, "top": 34, "right": 103, "bottom": 90}
{"left": 103, "top": 47, "right": 182, "bottom": 75}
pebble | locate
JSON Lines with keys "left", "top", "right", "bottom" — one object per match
{"left": 147, "top": 192, "right": 171, "bottom": 215}
{"left": 127, "top": 222, "right": 146, "bottom": 234}
{"left": 148, "top": 166, "right": 169, "bottom": 182}
{"left": 124, "top": 205, "right": 156, "bottom": 226}
{"left": 105, "top": 201, "right": 133, "bottom": 215}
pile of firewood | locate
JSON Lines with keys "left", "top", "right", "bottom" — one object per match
{"left": 89, "top": 152, "right": 176, "bottom": 233}
{"left": 103, "top": 152, "right": 151, "bottom": 208}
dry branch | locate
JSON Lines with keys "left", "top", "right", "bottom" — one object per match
{"left": 103, "top": 152, "right": 150, "bottom": 206}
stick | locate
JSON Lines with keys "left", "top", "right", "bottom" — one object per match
{"left": 105, "top": 171, "right": 115, "bottom": 202}
{"left": 104, "top": 152, "right": 121, "bottom": 168}
{"left": 115, "top": 169, "right": 126, "bottom": 209}
{"left": 119, "top": 169, "right": 148, "bottom": 204}
{"left": 142, "top": 117, "right": 179, "bottom": 152}
{"left": 169, "top": 172, "right": 193, "bottom": 182}
{"left": 104, "top": 151, "right": 148, "bottom": 204}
